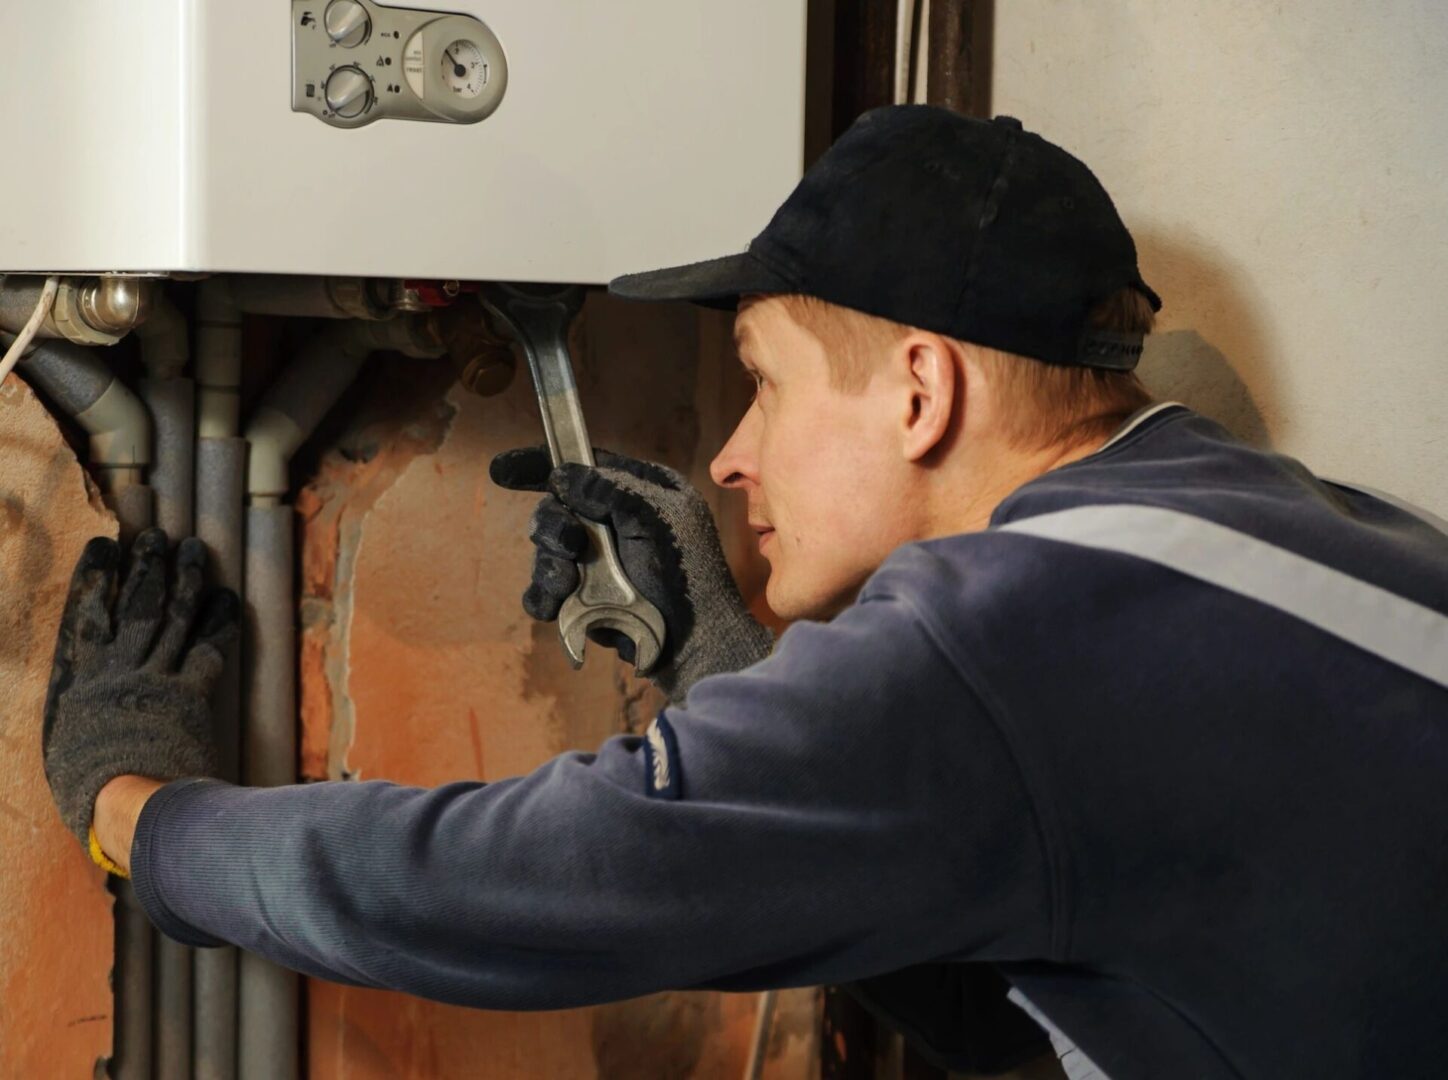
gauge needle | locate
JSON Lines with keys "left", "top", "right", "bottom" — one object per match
{"left": 446, "top": 49, "right": 466, "bottom": 78}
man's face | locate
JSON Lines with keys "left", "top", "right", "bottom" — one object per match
{"left": 709, "top": 298, "right": 920, "bottom": 621}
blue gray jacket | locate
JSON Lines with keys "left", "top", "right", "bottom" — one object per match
{"left": 133, "top": 405, "right": 1448, "bottom": 1079}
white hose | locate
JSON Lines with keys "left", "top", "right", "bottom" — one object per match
{"left": 0, "top": 276, "right": 61, "bottom": 389}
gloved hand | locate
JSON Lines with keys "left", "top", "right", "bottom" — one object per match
{"left": 490, "top": 447, "right": 773, "bottom": 704}
{"left": 43, "top": 528, "right": 239, "bottom": 867}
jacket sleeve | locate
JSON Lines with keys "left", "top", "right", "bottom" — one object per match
{"left": 130, "top": 583, "right": 1053, "bottom": 1011}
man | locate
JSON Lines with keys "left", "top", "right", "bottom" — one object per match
{"left": 46, "top": 107, "right": 1448, "bottom": 1078}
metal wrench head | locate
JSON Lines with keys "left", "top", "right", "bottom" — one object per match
{"left": 558, "top": 592, "right": 667, "bottom": 674}
{"left": 481, "top": 280, "right": 669, "bottom": 675}
{"left": 478, "top": 282, "right": 584, "bottom": 343}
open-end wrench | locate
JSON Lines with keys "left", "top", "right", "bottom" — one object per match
{"left": 479, "top": 283, "right": 667, "bottom": 673}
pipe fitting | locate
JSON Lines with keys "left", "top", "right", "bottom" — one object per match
{"left": 197, "top": 280, "right": 243, "bottom": 438}
{"left": 353, "top": 312, "right": 448, "bottom": 358}
{"left": 77, "top": 276, "right": 157, "bottom": 336}
{"left": 441, "top": 298, "right": 518, "bottom": 397}
{"left": 16, "top": 338, "right": 152, "bottom": 469}
{"left": 0, "top": 275, "right": 145, "bottom": 346}
{"left": 78, "top": 378, "right": 153, "bottom": 469}
{"left": 243, "top": 322, "right": 372, "bottom": 501}
{"left": 244, "top": 317, "right": 446, "bottom": 500}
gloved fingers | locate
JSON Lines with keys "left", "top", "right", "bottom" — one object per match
{"left": 552, "top": 465, "right": 678, "bottom": 556}
{"left": 493, "top": 446, "right": 684, "bottom": 494}
{"left": 178, "top": 588, "right": 241, "bottom": 693}
{"left": 489, "top": 446, "right": 554, "bottom": 492}
{"left": 64, "top": 536, "right": 122, "bottom": 665}
{"left": 112, "top": 528, "right": 171, "bottom": 667}
{"left": 144, "top": 537, "right": 208, "bottom": 673}
{"left": 522, "top": 553, "right": 579, "bottom": 622}
{"left": 549, "top": 464, "right": 655, "bottom": 531}
{"left": 528, "top": 496, "right": 589, "bottom": 560}
{"left": 592, "top": 449, "right": 685, "bottom": 492}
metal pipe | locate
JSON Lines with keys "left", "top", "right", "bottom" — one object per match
{"left": 0, "top": 274, "right": 157, "bottom": 345}
{"left": 138, "top": 292, "right": 196, "bottom": 1080}
{"left": 78, "top": 275, "right": 156, "bottom": 336}
{"left": 193, "top": 277, "right": 245, "bottom": 1080}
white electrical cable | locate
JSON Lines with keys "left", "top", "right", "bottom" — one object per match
{"left": 0, "top": 276, "right": 61, "bottom": 389}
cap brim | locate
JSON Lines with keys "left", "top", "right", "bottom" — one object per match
{"left": 608, "top": 251, "right": 795, "bottom": 312}
{"left": 1132, "top": 276, "right": 1163, "bottom": 312}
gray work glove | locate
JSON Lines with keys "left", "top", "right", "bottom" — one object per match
{"left": 43, "top": 528, "right": 239, "bottom": 851}
{"left": 490, "top": 447, "right": 773, "bottom": 704}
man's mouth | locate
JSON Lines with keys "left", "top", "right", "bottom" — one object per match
{"left": 749, "top": 521, "right": 775, "bottom": 548}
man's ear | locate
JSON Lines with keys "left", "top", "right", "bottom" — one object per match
{"left": 899, "top": 334, "right": 957, "bottom": 463}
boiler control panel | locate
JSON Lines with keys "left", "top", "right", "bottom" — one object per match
{"left": 291, "top": 0, "right": 507, "bottom": 128}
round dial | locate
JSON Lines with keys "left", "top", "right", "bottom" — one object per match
{"left": 440, "top": 40, "right": 489, "bottom": 99}
{"left": 324, "top": 0, "right": 370, "bottom": 48}
{"left": 325, "top": 66, "right": 374, "bottom": 119}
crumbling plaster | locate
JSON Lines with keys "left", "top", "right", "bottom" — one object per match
{"left": 0, "top": 377, "right": 116, "bottom": 1077}
{"left": 296, "top": 294, "right": 807, "bottom": 1077}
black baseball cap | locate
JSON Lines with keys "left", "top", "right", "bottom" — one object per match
{"left": 609, "top": 106, "right": 1160, "bottom": 371}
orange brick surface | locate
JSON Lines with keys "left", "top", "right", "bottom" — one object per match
{"left": 0, "top": 377, "right": 117, "bottom": 1077}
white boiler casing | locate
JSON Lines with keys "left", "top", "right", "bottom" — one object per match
{"left": 0, "top": 1, "right": 806, "bottom": 282}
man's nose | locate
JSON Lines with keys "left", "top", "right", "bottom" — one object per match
{"left": 709, "top": 405, "right": 760, "bottom": 491}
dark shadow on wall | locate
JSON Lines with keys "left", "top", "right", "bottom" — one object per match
{"left": 1132, "top": 229, "right": 1278, "bottom": 448}
{"left": 1137, "top": 330, "right": 1272, "bottom": 448}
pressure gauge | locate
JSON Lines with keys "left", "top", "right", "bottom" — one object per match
{"left": 402, "top": 15, "right": 507, "bottom": 123}
{"left": 441, "top": 40, "right": 490, "bottom": 100}
{"left": 293, "top": 2, "right": 507, "bottom": 129}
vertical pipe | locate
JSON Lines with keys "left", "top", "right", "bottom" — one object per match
{"left": 193, "top": 438, "right": 245, "bottom": 1080}
{"left": 239, "top": 506, "right": 299, "bottom": 1080}
{"left": 144, "top": 378, "right": 196, "bottom": 537}
{"left": 139, "top": 295, "right": 197, "bottom": 1080}
{"left": 230, "top": 317, "right": 445, "bottom": 1077}
{"left": 193, "top": 279, "right": 243, "bottom": 1080}
{"left": 233, "top": 318, "right": 443, "bottom": 1080}
{"left": 105, "top": 486, "right": 155, "bottom": 1080}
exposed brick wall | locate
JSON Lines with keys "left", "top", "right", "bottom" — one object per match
{"left": 0, "top": 377, "right": 117, "bottom": 1077}
{"left": 296, "top": 294, "right": 808, "bottom": 1076}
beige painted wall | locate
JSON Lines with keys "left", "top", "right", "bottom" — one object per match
{"left": 991, "top": 0, "right": 1448, "bottom": 512}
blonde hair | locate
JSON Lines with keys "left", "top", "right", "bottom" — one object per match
{"left": 776, "top": 289, "right": 1155, "bottom": 451}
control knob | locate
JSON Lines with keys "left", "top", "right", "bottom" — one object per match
{"left": 325, "top": 66, "right": 374, "bottom": 119}
{"left": 325, "top": 0, "right": 371, "bottom": 48}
